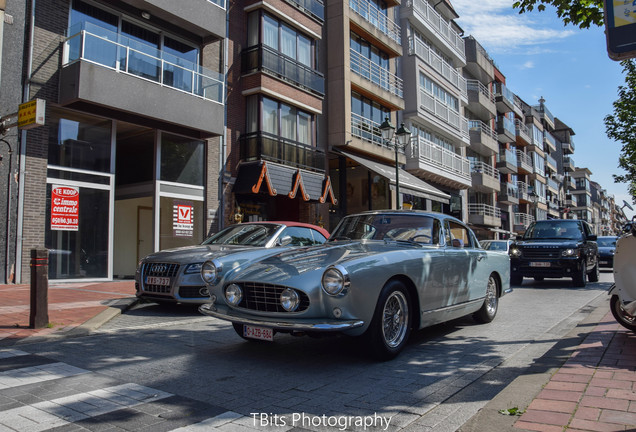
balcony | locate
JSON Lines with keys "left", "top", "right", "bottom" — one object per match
{"left": 512, "top": 95, "right": 525, "bottom": 119}
{"left": 517, "top": 181, "right": 530, "bottom": 202}
{"left": 514, "top": 212, "right": 535, "bottom": 232}
{"left": 544, "top": 131, "right": 557, "bottom": 152}
{"left": 464, "top": 37, "right": 495, "bottom": 83}
{"left": 287, "top": 0, "right": 324, "bottom": 22}
{"left": 496, "top": 148, "right": 518, "bottom": 174}
{"left": 408, "top": 36, "right": 467, "bottom": 97}
{"left": 563, "top": 156, "right": 575, "bottom": 172}
{"left": 242, "top": 45, "right": 325, "bottom": 96}
{"left": 494, "top": 82, "right": 514, "bottom": 113}
{"left": 565, "top": 176, "right": 576, "bottom": 190}
{"left": 239, "top": 131, "right": 325, "bottom": 173}
{"left": 533, "top": 103, "right": 555, "bottom": 130}
{"left": 499, "top": 182, "right": 519, "bottom": 205}
{"left": 351, "top": 49, "right": 403, "bottom": 101}
{"left": 470, "top": 161, "right": 500, "bottom": 193}
{"left": 469, "top": 120, "right": 498, "bottom": 156}
{"left": 405, "top": 136, "right": 471, "bottom": 189}
{"left": 545, "top": 153, "right": 557, "bottom": 173}
{"left": 467, "top": 79, "right": 496, "bottom": 119}
{"left": 468, "top": 203, "right": 501, "bottom": 227}
{"left": 548, "top": 200, "right": 560, "bottom": 215}
{"left": 516, "top": 150, "right": 533, "bottom": 174}
{"left": 406, "top": 0, "right": 466, "bottom": 65}
{"left": 120, "top": 0, "right": 225, "bottom": 39}
{"left": 60, "top": 22, "right": 225, "bottom": 138}
{"left": 349, "top": 0, "right": 402, "bottom": 55}
{"left": 562, "top": 138, "right": 575, "bottom": 154}
{"left": 496, "top": 116, "right": 516, "bottom": 143}
{"left": 547, "top": 176, "right": 559, "bottom": 193}
{"left": 419, "top": 89, "right": 468, "bottom": 142}
{"left": 564, "top": 194, "right": 574, "bottom": 207}
{"left": 515, "top": 119, "right": 531, "bottom": 146}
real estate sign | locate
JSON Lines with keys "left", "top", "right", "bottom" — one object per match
{"left": 51, "top": 185, "right": 79, "bottom": 231}
{"left": 173, "top": 200, "right": 194, "bottom": 237}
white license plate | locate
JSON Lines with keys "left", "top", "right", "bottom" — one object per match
{"left": 530, "top": 262, "right": 551, "bottom": 268}
{"left": 243, "top": 325, "right": 274, "bottom": 341}
{"left": 600, "top": 261, "right": 609, "bottom": 265}
{"left": 146, "top": 276, "right": 170, "bottom": 286}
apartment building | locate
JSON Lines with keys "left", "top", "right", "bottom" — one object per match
{"left": 399, "top": 0, "right": 470, "bottom": 221}
{"left": 591, "top": 181, "right": 612, "bottom": 235}
{"left": 570, "top": 167, "right": 594, "bottom": 223}
{"left": 552, "top": 116, "right": 576, "bottom": 217}
{"left": 13, "top": 0, "right": 226, "bottom": 282}
{"left": 224, "top": 0, "right": 329, "bottom": 225}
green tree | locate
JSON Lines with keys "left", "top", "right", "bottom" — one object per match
{"left": 604, "top": 60, "right": 636, "bottom": 204}
{"left": 512, "top": 0, "right": 604, "bottom": 29}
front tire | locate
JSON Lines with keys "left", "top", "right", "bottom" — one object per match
{"left": 610, "top": 295, "right": 636, "bottom": 332}
{"left": 588, "top": 261, "right": 600, "bottom": 282}
{"left": 364, "top": 280, "right": 412, "bottom": 361}
{"left": 474, "top": 274, "right": 499, "bottom": 323}
{"left": 572, "top": 261, "right": 586, "bottom": 287}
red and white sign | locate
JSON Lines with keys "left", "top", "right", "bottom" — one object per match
{"left": 51, "top": 185, "right": 79, "bottom": 231}
{"left": 173, "top": 201, "right": 194, "bottom": 237}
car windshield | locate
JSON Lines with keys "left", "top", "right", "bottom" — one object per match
{"left": 524, "top": 221, "right": 583, "bottom": 241}
{"left": 597, "top": 237, "right": 617, "bottom": 247}
{"left": 202, "top": 224, "right": 280, "bottom": 246}
{"left": 330, "top": 214, "right": 439, "bottom": 244}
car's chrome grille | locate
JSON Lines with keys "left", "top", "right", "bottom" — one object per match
{"left": 522, "top": 248, "right": 561, "bottom": 259}
{"left": 234, "top": 282, "right": 309, "bottom": 313}
{"left": 141, "top": 262, "right": 179, "bottom": 293}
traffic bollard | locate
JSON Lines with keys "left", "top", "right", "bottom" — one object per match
{"left": 29, "top": 248, "right": 49, "bottom": 329}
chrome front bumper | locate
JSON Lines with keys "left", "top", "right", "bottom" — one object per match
{"left": 198, "top": 303, "right": 364, "bottom": 332}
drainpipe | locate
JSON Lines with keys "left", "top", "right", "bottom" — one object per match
{"left": 219, "top": 3, "right": 229, "bottom": 230}
{"left": 0, "top": 138, "right": 12, "bottom": 283}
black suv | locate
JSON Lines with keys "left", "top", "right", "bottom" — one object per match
{"left": 510, "top": 219, "right": 599, "bottom": 287}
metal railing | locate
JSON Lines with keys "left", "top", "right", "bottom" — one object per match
{"left": 468, "top": 203, "right": 501, "bottom": 218}
{"left": 500, "top": 182, "right": 519, "bottom": 199}
{"left": 497, "top": 148, "right": 518, "bottom": 166}
{"left": 242, "top": 45, "right": 324, "bottom": 96}
{"left": 351, "top": 113, "right": 398, "bottom": 150}
{"left": 350, "top": 49, "right": 403, "bottom": 98}
{"left": 515, "top": 119, "right": 531, "bottom": 142}
{"left": 495, "top": 82, "right": 515, "bottom": 107}
{"left": 563, "top": 156, "right": 575, "bottom": 168}
{"left": 407, "top": 136, "right": 470, "bottom": 180}
{"left": 544, "top": 131, "right": 556, "bottom": 149}
{"left": 545, "top": 154, "right": 557, "bottom": 171}
{"left": 469, "top": 120, "right": 498, "bottom": 141}
{"left": 547, "top": 177, "right": 559, "bottom": 191}
{"left": 497, "top": 116, "right": 516, "bottom": 137}
{"left": 409, "top": 0, "right": 465, "bottom": 59}
{"left": 239, "top": 131, "right": 325, "bottom": 172}
{"left": 470, "top": 161, "right": 499, "bottom": 179}
{"left": 466, "top": 79, "right": 495, "bottom": 104}
{"left": 349, "top": 0, "right": 400, "bottom": 44}
{"left": 287, "top": 0, "right": 324, "bottom": 21}
{"left": 516, "top": 151, "right": 533, "bottom": 171}
{"left": 408, "top": 36, "right": 466, "bottom": 96}
{"left": 420, "top": 89, "right": 464, "bottom": 133}
{"left": 63, "top": 22, "right": 224, "bottom": 104}
{"left": 514, "top": 212, "right": 535, "bottom": 227}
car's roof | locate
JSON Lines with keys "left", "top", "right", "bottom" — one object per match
{"left": 240, "top": 221, "right": 330, "bottom": 238}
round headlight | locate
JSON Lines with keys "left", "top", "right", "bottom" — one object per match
{"left": 225, "top": 284, "right": 243, "bottom": 306}
{"left": 322, "top": 267, "right": 348, "bottom": 296}
{"left": 562, "top": 248, "right": 578, "bottom": 257}
{"left": 280, "top": 288, "right": 300, "bottom": 312}
{"left": 510, "top": 247, "right": 521, "bottom": 257}
{"left": 201, "top": 261, "right": 218, "bottom": 283}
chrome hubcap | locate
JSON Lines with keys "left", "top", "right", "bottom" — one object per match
{"left": 485, "top": 277, "right": 497, "bottom": 315}
{"left": 382, "top": 291, "right": 408, "bottom": 348}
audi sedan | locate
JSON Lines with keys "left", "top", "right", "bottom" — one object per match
{"left": 135, "top": 222, "right": 329, "bottom": 304}
{"left": 199, "top": 210, "right": 511, "bottom": 360}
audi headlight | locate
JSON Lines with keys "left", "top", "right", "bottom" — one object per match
{"left": 225, "top": 284, "right": 243, "bottom": 306}
{"left": 321, "top": 266, "right": 350, "bottom": 296}
{"left": 510, "top": 247, "right": 521, "bottom": 257}
{"left": 562, "top": 248, "right": 580, "bottom": 257}
{"left": 280, "top": 288, "right": 300, "bottom": 312}
{"left": 201, "top": 260, "right": 222, "bottom": 284}
{"left": 185, "top": 263, "right": 203, "bottom": 274}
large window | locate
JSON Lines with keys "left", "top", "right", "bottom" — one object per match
{"left": 248, "top": 95, "right": 315, "bottom": 145}
{"left": 350, "top": 32, "right": 389, "bottom": 72}
{"left": 251, "top": 12, "right": 314, "bottom": 68}
{"left": 160, "top": 133, "right": 205, "bottom": 186}
{"left": 351, "top": 92, "right": 390, "bottom": 125}
{"left": 419, "top": 73, "right": 459, "bottom": 112}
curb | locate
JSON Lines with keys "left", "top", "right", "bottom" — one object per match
{"left": 458, "top": 293, "right": 611, "bottom": 432}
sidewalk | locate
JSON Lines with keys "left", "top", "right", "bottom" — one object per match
{"left": 0, "top": 280, "right": 137, "bottom": 346}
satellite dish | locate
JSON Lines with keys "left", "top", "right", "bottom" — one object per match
{"left": 622, "top": 200, "right": 634, "bottom": 211}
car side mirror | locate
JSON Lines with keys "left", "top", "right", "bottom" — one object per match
{"left": 277, "top": 235, "right": 293, "bottom": 247}
{"left": 588, "top": 235, "right": 597, "bottom": 241}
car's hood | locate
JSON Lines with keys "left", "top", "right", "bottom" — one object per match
{"left": 228, "top": 240, "right": 418, "bottom": 283}
{"left": 141, "top": 244, "right": 261, "bottom": 263}
{"left": 598, "top": 246, "right": 615, "bottom": 253}
{"left": 514, "top": 240, "right": 582, "bottom": 249}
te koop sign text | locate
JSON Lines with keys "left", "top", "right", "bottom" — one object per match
{"left": 51, "top": 185, "right": 79, "bottom": 231}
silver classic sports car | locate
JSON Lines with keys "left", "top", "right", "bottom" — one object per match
{"left": 135, "top": 221, "right": 329, "bottom": 304}
{"left": 199, "top": 210, "right": 511, "bottom": 360}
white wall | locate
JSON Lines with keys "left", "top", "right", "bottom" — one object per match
{"left": 113, "top": 197, "right": 152, "bottom": 277}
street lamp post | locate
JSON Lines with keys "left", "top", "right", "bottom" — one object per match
{"left": 380, "top": 117, "right": 411, "bottom": 209}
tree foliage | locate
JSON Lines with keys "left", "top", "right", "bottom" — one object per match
{"left": 512, "top": 0, "right": 604, "bottom": 29}
{"left": 604, "top": 60, "right": 636, "bottom": 204}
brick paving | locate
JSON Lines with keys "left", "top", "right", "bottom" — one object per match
{"left": 0, "top": 281, "right": 135, "bottom": 344}
{"left": 515, "top": 311, "right": 636, "bottom": 432}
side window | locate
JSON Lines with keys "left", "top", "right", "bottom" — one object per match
{"left": 443, "top": 221, "right": 452, "bottom": 245}
{"left": 309, "top": 229, "right": 327, "bottom": 245}
{"left": 447, "top": 221, "right": 471, "bottom": 248}
{"left": 279, "top": 227, "right": 314, "bottom": 246}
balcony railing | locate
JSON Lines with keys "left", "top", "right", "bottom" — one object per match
{"left": 563, "top": 156, "right": 575, "bottom": 168}
{"left": 470, "top": 161, "right": 499, "bottom": 180}
{"left": 468, "top": 203, "right": 501, "bottom": 218}
{"left": 466, "top": 79, "right": 495, "bottom": 104}
{"left": 408, "top": 36, "right": 466, "bottom": 96}
{"left": 545, "top": 154, "right": 557, "bottom": 171}
{"left": 501, "top": 182, "right": 519, "bottom": 199}
{"left": 497, "top": 116, "right": 516, "bottom": 137}
{"left": 350, "top": 0, "right": 400, "bottom": 44}
{"left": 515, "top": 119, "right": 531, "bottom": 142}
{"left": 351, "top": 113, "right": 398, "bottom": 150}
{"left": 514, "top": 212, "right": 535, "bottom": 227}
{"left": 469, "top": 120, "right": 498, "bottom": 141}
{"left": 242, "top": 44, "right": 325, "bottom": 96}
{"left": 544, "top": 131, "right": 556, "bottom": 149}
{"left": 497, "top": 148, "right": 518, "bottom": 166}
{"left": 516, "top": 150, "right": 533, "bottom": 171}
{"left": 409, "top": 0, "right": 466, "bottom": 58}
{"left": 408, "top": 136, "right": 471, "bottom": 180}
{"left": 64, "top": 22, "right": 224, "bottom": 104}
{"left": 547, "top": 177, "right": 559, "bottom": 191}
{"left": 420, "top": 89, "right": 465, "bottom": 133}
{"left": 239, "top": 131, "right": 325, "bottom": 172}
{"left": 351, "top": 49, "right": 403, "bottom": 98}
{"left": 287, "top": 0, "right": 324, "bottom": 22}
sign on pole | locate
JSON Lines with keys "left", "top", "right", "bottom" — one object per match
{"left": 18, "top": 98, "right": 46, "bottom": 130}
{"left": 604, "top": 0, "right": 636, "bottom": 60}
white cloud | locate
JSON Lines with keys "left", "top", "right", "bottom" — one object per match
{"left": 520, "top": 61, "right": 535, "bottom": 69}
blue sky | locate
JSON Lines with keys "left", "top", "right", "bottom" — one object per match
{"left": 451, "top": 0, "right": 635, "bottom": 220}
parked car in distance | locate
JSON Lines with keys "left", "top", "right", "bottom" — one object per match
{"left": 480, "top": 239, "right": 513, "bottom": 254}
{"left": 597, "top": 236, "right": 618, "bottom": 268}
{"left": 509, "top": 219, "right": 599, "bottom": 287}
{"left": 199, "top": 210, "right": 511, "bottom": 360}
{"left": 135, "top": 222, "right": 329, "bottom": 304}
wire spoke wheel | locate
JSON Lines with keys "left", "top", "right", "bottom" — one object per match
{"left": 381, "top": 291, "right": 409, "bottom": 348}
